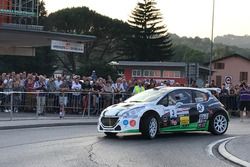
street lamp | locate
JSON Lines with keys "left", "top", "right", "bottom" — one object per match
{"left": 209, "top": 0, "right": 215, "bottom": 85}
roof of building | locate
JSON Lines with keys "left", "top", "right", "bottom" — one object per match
{"left": 116, "top": 61, "right": 210, "bottom": 70}
{"left": 118, "top": 61, "right": 186, "bottom": 67}
{"left": 0, "top": 25, "right": 96, "bottom": 56}
{"left": 0, "top": 26, "right": 96, "bottom": 48}
{"left": 212, "top": 53, "right": 250, "bottom": 63}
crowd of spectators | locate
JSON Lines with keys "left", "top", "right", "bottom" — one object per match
{"left": 0, "top": 71, "right": 171, "bottom": 115}
{"left": 0, "top": 71, "right": 249, "bottom": 117}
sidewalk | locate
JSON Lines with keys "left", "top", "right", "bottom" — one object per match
{"left": 216, "top": 118, "right": 250, "bottom": 166}
{"left": 223, "top": 135, "right": 250, "bottom": 165}
{"left": 0, "top": 112, "right": 98, "bottom": 130}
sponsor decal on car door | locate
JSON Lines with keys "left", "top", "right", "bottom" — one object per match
{"left": 160, "top": 89, "right": 198, "bottom": 131}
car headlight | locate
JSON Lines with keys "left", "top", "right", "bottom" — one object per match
{"left": 122, "top": 106, "right": 145, "bottom": 118}
{"left": 100, "top": 110, "right": 107, "bottom": 117}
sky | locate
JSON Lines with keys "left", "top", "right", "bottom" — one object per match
{"left": 44, "top": 0, "right": 250, "bottom": 38}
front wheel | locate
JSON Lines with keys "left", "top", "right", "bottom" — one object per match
{"left": 141, "top": 115, "right": 158, "bottom": 139}
{"left": 209, "top": 112, "right": 228, "bottom": 135}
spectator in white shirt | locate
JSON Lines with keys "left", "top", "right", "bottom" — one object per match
{"left": 71, "top": 77, "right": 82, "bottom": 113}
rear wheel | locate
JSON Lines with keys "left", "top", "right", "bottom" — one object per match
{"left": 141, "top": 115, "right": 158, "bottom": 139}
{"left": 209, "top": 112, "right": 228, "bottom": 135}
{"left": 104, "top": 132, "right": 117, "bottom": 138}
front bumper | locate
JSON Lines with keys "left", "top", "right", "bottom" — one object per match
{"left": 97, "top": 116, "right": 140, "bottom": 133}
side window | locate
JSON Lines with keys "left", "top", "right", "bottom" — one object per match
{"left": 193, "top": 91, "right": 208, "bottom": 103}
{"left": 158, "top": 96, "right": 168, "bottom": 106}
{"left": 168, "top": 90, "right": 192, "bottom": 105}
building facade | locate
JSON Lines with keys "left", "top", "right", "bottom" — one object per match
{"left": 0, "top": 0, "right": 12, "bottom": 24}
{"left": 0, "top": 0, "right": 38, "bottom": 25}
{"left": 211, "top": 54, "right": 250, "bottom": 87}
{"left": 115, "top": 61, "right": 209, "bottom": 86}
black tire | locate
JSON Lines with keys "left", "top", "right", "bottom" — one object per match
{"left": 209, "top": 112, "right": 228, "bottom": 135}
{"left": 104, "top": 132, "right": 117, "bottom": 138}
{"left": 141, "top": 114, "right": 159, "bottom": 139}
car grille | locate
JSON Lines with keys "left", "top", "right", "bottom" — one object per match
{"left": 101, "top": 117, "right": 119, "bottom": 127}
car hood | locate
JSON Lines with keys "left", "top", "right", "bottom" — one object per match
{"left": 102, "top": 102, "right": 148, "bottom": 116}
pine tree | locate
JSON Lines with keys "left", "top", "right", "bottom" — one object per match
{"left": 128, "top": 0, "right": 173, "bottom": 61}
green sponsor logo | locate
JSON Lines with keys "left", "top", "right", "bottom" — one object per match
{"left": 160, "top": 122, "right": 209, "bottom": 132}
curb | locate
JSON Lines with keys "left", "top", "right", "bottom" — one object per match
{"left": 218, "top": 137, "right": 250, "bottom": 167}
{"left": 0, "top": 122, "right": 98, "bottom": 130}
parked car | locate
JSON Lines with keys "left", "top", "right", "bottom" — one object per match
{"left": 97, "top": 87, "right": 229, "bottom": 139}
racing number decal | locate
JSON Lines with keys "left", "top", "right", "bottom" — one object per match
{"left": 197, "top": 103, "right": 205, "bottom": 113}
{"left": 162, "top": 105, "right": 191, "bottom": 127}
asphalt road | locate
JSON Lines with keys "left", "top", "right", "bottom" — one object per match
{"left": 0, "top": 119, "right": 249, "bottom": 167}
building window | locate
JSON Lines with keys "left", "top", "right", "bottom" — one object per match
{"left": 163, "top": 71, "right": 181, "bottom": 78}
{"left": 214, "top": 63, "right": 225, "bottom": 69}
{"left": 216, "top": 75, "right": 222, "bottom": 87}
{"left": 240, "top": 72, "right": 248, "bottom": 82}
{"left": 132, "top": 69, "right": 142, "bottom": 77}
{"left": 154, "top": 70, "right": 161, "bottom": 77}
{"left": 143, "top": 70, "right": 161, "bottom": 77}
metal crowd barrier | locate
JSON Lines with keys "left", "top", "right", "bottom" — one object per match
{"left": 0, "top": 91, "right": 240, "bottom": 120}
{"left": 0, "top": 91, "right": 132, "bottom": 120}
{"left": 219, "top": 95, "right": 239, "bottom": 113}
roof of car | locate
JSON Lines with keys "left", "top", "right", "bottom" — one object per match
{"left": 203, "top": 87, "right": 221, "bottom": 93}
{"left": 156, "top": 86, "right": 210, "bottom": 93}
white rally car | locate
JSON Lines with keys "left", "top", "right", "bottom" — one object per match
{"left": 98, "top": 87, "right": 229, "bottom": 139}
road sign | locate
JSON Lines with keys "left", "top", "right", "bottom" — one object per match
{"left": 225, "top": 76, "right": 232, "bottom": 84}
{"left": 51, "top": 40, "right": 84, "bottom": 53}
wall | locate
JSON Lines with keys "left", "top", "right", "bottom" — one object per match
{"left": 123, "top": 66, "right": 187, "bottom": 85}
{"left": 0, "top": 0, "right": 12, "bottom": 24}
{"left": 211, "top": 56, "right": 250, "bottom": 86}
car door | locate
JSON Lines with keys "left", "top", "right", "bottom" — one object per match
{"left": 158, "top": 89, "right": 196, "bottom": 130}
{"left": 192, "top": 90, "right": 210, "bottom": 129}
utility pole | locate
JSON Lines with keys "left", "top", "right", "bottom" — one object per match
{"left": 209, "top": 0, "right": 215, "bottom": 85}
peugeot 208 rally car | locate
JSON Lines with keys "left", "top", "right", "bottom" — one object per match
{"left": 98, "top": 87, "right": 229, "bottom": 139}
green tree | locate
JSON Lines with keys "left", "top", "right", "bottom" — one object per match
{"left": 38, "top": 0, "right": 47, "bottom": 26}
{"left": 172, "top": 45, "right": 207, "bottom": 63}
{"left": 127, "top": 0, "right": 173, "bottom": 61}
{"left": 46, "top": 7, "right": 131, "bottom": 74}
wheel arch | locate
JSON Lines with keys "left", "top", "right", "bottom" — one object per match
{"left": 209, "top": 108, "right": 230, "bottom": 121}
{"left": 208, "top": 108, "right": 229, "bottom": 133}
{"left": 139, "top": 110, "right": 161, "bottom": 132}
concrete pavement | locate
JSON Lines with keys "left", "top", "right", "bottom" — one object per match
{"left": 1, "top": 112, "right": 250, "bottom": 166}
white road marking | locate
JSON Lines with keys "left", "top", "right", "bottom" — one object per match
{"left": 206, "top": 136, "right": 238, "bottom": 157}
{"left": 219, "top": 139, "right": 250, "bottom": 167}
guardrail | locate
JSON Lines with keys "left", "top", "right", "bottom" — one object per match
{"left": 0, "top": 91, "right": 132, "bottom": 120}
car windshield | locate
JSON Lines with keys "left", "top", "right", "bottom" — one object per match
{"left": 125, "top": 88, "right": 167, "bottom": 103}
